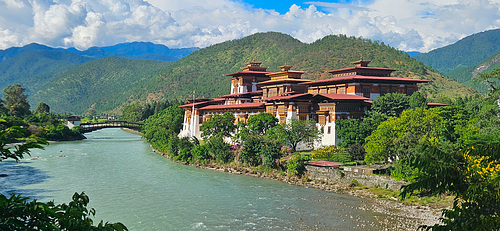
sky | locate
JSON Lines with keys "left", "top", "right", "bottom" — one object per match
{"left": 0, "top": 0, "right": 499, "bottom": 53}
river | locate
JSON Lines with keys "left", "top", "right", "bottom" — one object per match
{"left": 0, "top": 128, "right": 385, "bottom": 230}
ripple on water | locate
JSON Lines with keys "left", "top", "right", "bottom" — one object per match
{"left": 1, "top": 128, "right": 382, "bottom": 230}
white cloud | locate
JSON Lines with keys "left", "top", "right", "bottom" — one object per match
{"left": 0, "top": 0, "right": 499, "bottom": 52}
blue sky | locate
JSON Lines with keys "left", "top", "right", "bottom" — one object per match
{"left": 239, "top": 0, "right": 372, "bottom": 14}
{"left": 0, "top": 0, "right": 498, "bottom": 52}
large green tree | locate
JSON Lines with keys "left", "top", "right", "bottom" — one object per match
{"left": 200, "top": 112, "right": 236, "bottom": 140}
{"left": 475, "top": 68, "right": 500, "bottom": 93}
{"left": 33, "top": 102, "right": 50, "bottom": 114}
{"left": 142, "top": 105, "right": 184, "bottom": 153}
{"left": 402, "top": 142, "right": 500, "bottom": 230}
{"left": 269, "top": 119, "right": 321, "bottom": 152}
{"left": 369, "top": 92, "right": 410, "bottom": 117}
{"left": 364, "top": 108, "right": 444, "bottom": 167}
{"left": 3, "top": 84, "right": 31, "bottom": 117}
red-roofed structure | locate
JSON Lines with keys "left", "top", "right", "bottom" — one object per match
{"left": 178, "top": 59, "right": 431, "bottom": 148}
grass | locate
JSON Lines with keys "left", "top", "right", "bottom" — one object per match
{"left": 349, "top": 185, "right": 454, "bottom": 209}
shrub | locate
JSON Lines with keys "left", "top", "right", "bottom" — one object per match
{"left": 312, "top": 145, "right": 351, "bottom": 163}
{"left": 175, "top": 148, "right": 192, "bottom": 162}
{"left": 347, "top": 143, "right": 366, "bottom": 161}
{"left": 240, "top": 136, "right": 262, "bottom": 166}
{"left": 192, "top": 144, "right": 210, "bottom": 160}
{"left": 260, "top": 140, "right": 282, "bottom": 168}
{"left": 207, "top": 136, "right": 232, "bottom": 163}
{"left": 285, "top": 153, "right": 306, "bottom": 176}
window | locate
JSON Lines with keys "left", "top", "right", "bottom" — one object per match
{"left": 362, "top": 87, "right": 370, "bottom": 98}
{"left": 327, "top": 126, "right": 331, "bottom": 134}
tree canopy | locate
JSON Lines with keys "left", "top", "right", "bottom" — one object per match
{"left": 3, "top": 84, "right": 30, "bottom": 117}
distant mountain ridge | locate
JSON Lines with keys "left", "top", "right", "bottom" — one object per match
{"left": 0, "top": 42, "right": 199, "bottom": 63}
{"left": 414, "top": 28, "right": 500, "bottom": 92}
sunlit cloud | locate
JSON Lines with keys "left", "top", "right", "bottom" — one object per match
{"left": 0, "top": 0, "right": 498, "bottom": 52}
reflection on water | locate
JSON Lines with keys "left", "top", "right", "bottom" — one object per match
{"left": 1, "top": 128, "right": 381, "bottom": 230}
{"left": 0, "top": 160, "right": 53, "bottom": 198}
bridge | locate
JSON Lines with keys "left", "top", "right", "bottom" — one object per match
{"left": 80, "top": 120, "right": 144, "bottom": 133}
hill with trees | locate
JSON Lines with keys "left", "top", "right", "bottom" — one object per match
{"left": 414, "top": 29, "right": 500, "bottom": 92}
{"left": 0, "top": 50, "right": 93, "bottom": 96}
{"left": 134, "top": 32, "right": 474, "bottom": 107}
{"left": 30, "top": 57, "right": 172, "bottom": 114}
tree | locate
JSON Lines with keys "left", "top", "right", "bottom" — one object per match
{"left": 200, "top": 112, "right": 235, "bottom": 140}
{"left": 235, "top": 112, "right": 278, "bottom": 142}
{"left": 401, "top": 142, "right": 500, "bottom": 230}
{"left": 0, "top": 98, "right": 7, "bottom": 116}
{"left": 245, "top": 113, "right": 278, "bottom": 135}
{"left": 369, "top": 92, "right": 410, "bottom": 117}
{"left": 34, "top": 102, "right": 50, "bottom": 114}
{"left": 475, "top": 68, "right": 500, "bottom": 93}
{"left": 269, "top": 119, "right": 321, "bottom": 152}
{"left": 409, "top": 91, "right": 427, "bottom": 109}
{"left": 3, "top": 84, "right": 31, "bottom": 117}
{"left": 364, "top": 108, "right": 443, "bottom": 166}
{"left": 142, "top": 105, "right": 184, "bottom": 153}
{"left": 335, "top": 118, "right": 370, "bottom": 148}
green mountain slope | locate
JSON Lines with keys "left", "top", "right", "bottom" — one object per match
{"left": 133, "top": 32, "right": 473, "bottom": 106}
{"left": 0, "top": 50, "right": 92, "bottom": 96}
{"left": 414, "top": 29, "right": 500, "bottom": 74}
{"left": 30, "top": 57, "right": 172, "bottom": 114}
{"left": 444, "top": 52, "right": 500, "bottom": 93}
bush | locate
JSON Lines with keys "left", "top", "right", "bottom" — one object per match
{"left": 285, "top": 153, "right": 306, "bottom": 176}
{"left": 312, "top": 145, "right": 351, "bottom": 163}
{"left": 260, "top": 140, "right": 282, "bottom": 168}
{"left": 175, "top": 148, "right": 192, "bottom": 162}
{"left": 240, "top": 136, "right": 262, "bottom": 166}
{"left": 192, "top": 144, "right": 210, "bottom": 160}
{"left": 207, "top": 136, "right": 232, "bottom": 163}
{"left": 347, "top": 144, "right": 366, "bottom": 161}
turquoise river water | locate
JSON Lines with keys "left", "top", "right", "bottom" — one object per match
{"left": 0, "top": 128, "right": 386, "bottom": 230}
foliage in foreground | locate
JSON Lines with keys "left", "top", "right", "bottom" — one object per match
{"left": 0, "top": 192, "right": 128, "bottom": 231}
{"left": 401, "top": 143, "right": 500, "bottom": 231}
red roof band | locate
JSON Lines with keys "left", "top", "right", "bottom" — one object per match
{"left": 305, "top": 160, "right": 343, "bottom": 167}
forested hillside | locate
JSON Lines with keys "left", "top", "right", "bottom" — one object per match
{"left": 30, "top": 57, "right": 172, "bottom": 114}
{"left": 414, "top": 29, "right": 500, "bottom": 74}
{"left": 134, "top": 32, "right": 473, "bottom": 106}
{"left": 0, "top": 50, "right": 92, "bottom": 95}
{"left": 414, "top": 29, "right": 500, "bottom": 93}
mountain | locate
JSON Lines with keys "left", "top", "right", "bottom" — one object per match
{"left": 414, "top": 29, "right": 500, "bottom": 74}
{"left": 0, "top": 50, "right": 93, "bottom": 95}
{"left": 69, "top": 42, "right": 199, "bottom": 61}
{"left": 128, "top": 32, "right": 474, "bottom": 109}
{"left": 445, "top": 52, "right": 500, "bottom": 93}
{"left": 414, "top": 29, "right": 500, "bottom": 92}
{"left": 30, "top": 57, "right": 172, "bottom": 114}
{"left": 406, "top": 51, "right": 420, "bottom": 57}
{"left": 0, "top": 42, "right": 197, "bottom": 112}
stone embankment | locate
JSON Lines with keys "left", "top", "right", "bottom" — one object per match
{"left": 305, "top": 165, "right": 406, "bottom": 190}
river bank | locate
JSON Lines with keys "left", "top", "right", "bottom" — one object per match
{"left": 149, "top": 147, "right": 444, "bottom": 230}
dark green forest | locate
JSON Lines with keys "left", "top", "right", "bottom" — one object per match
{"left": 29, "top": 57, "right": 172, "bottom": 115}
